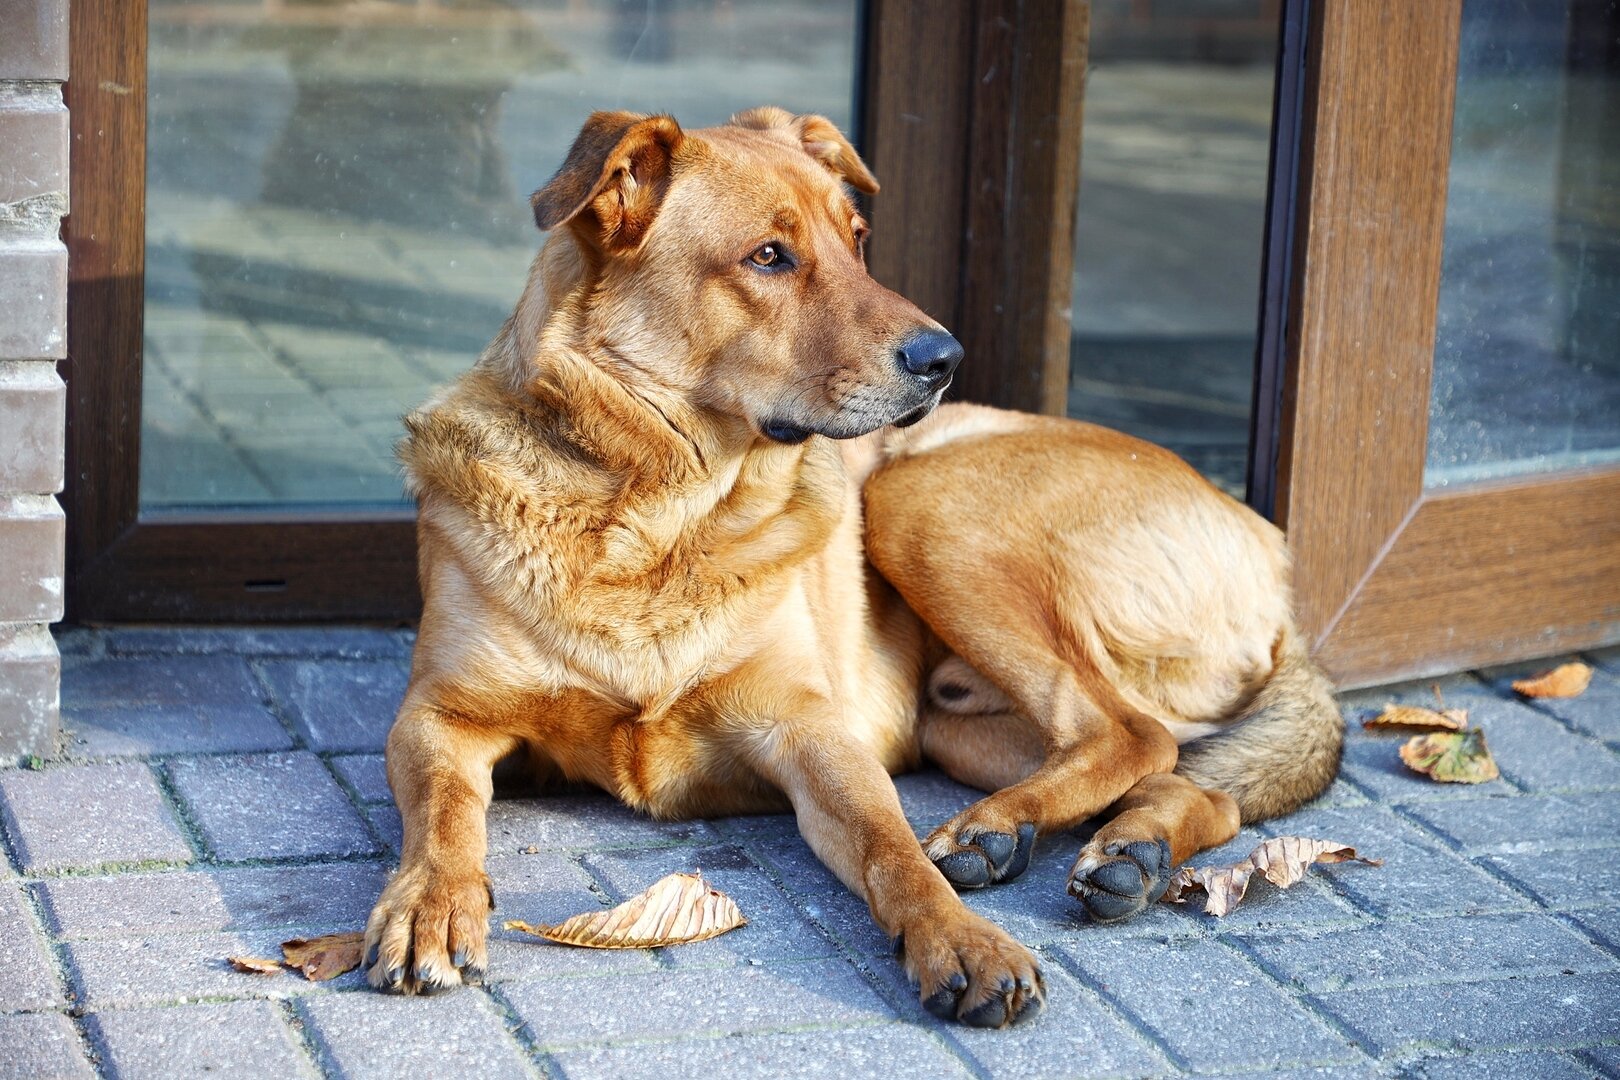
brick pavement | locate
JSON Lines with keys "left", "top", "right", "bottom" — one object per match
{"left": 0, "top": 628, "right": 1617, "bottom": 1078}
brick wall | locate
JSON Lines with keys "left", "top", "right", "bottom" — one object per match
{"left": 0, "top": 0, "right": 69, "bottom": 760}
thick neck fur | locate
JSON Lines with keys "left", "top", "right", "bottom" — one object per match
{"left": 404, "top": 231, "right": 849, "bottom": 707}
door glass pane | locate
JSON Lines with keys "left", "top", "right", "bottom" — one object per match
{"left": 141, "top": 1, "right": 861, "bottom": 509}
{"left": 1426, "top": 0, "right": 1620, "bottom": 488}
{"left": 1066, "top": 1, "right": 1282, "bottom": 498}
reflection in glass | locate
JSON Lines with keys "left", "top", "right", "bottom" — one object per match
{"left": 140, "top": 1, "right": 860, "bottom": 509}
{"left": 1065, "top": 1, "right": 1281, "bottom": 497}
{"left": 1426, "top": 0, "right": 1620, "bottom": 487}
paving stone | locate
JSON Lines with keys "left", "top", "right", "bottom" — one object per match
{"left": 485, "top": 851, "right": 657, "bottom": 981}
{"left": 1156, "top": 826, "right": 1364, "bottom": 933}
{"left": 257, "top": 659, "right": 409, "bottom": 752}
{"left": 583, "top": 844, "right": 839, "bottom": 967}
{"left": 366, "top": 805, "right": 402, "bottom": 857}
{"left": 1056, "top": 938, "right": 1360, "bottom": 1072}
{"left": 1570, "top": 910, "right": 1620, "bottom": 955}
{"left": 1446, "top": 693, "right": 1620, "bottom": 794}
{"left": 105, "top": 626, "right": 410, "bottom": 660}
{"left": 0, "top": 880, "right": 60, "bottom": 1010}
{"left": 0, "top": 1013, "right": 95, "bottom": 1080}
{"left": 1339, "top": 732, "right": 1523, "bottom": 802}
{"left": 744, "top": 831, "right": 899, "bottom": 957}
{"left": 893, "top": 771, "right": 981, "bottom": 837}
{"left": 1240, "top": 912, "right": 1614, "bottom": 993}
{"left": 1483, "top": 849, "right": 1620, "bottom": 911}
{"left": 38, "top": 862, "right": 387, "bottom": 939}
{"left": 296, "top": 990, "right": 531, "bottom": 1080}
{"left": 331, "top": 754, "right": 391, "bottom": 804}
{"left": 1405, "top": 1049, "right": 1596, "bottom": 1080}
{"left": 486, "top": 794, "right": 718, "bottom": 853}
{"left": 0, "top": 763, "right": 193, "bottom": 872}
{"left": 1266, "top": 807, "right": 1528, "bottom": 917}
{"left": 1579, "top": 1044, "right": 1620, "bottom": 1075}
{"left": 870, "top": 954, "right": 1170, "bottom": 1079}
{"left": 505, "top": 959, "right": 892, "bottom": 1049}
{"left": 550, "top": 1025, "right": 971, "bottom": 1080}
{"left": 87, "top": 1000, "right": 316, "bottom": 1080}
{"left": 67, "top": 929, "right": 363, "bottom": 1007}
{"left": 1403, "top": 793, "right": 1620, "bottom": 855}
{"left": 1522, "top": 666, "right": 1620, "bottom": 751}
{"left": 63, "top": 704, "right": 293, "bottom": 758}
{"left": 164, "top": 752, "right": 378, "bottom": 861}
{"left": 61, "top": 655, "right": 262, "bottom": 709}
{"left": 1314, "top": 972, "right": 1620, "bottom": 1056}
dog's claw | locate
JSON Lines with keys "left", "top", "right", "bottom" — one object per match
{"left": 1068, "top": 836, "right": 1173, "bottom": 924}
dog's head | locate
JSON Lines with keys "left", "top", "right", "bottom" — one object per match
{"left": 530, "top": 107, "right": 961, "bottom": 443}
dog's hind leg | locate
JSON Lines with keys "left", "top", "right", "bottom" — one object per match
{"left": 1067, "top": 772, "right": 1239, "bottom": 922}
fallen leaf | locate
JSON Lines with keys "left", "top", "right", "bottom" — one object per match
{"left": 505, "top": 871, "right": 746, "bottom": 949}
{"left": 1399, "top": 728, "right": 1500, "bottom": 783}
{"left": 1363, "top": 702, "right": 1469, "bottom": 732}
{"left": 228, "top": 955, "right": 284, "bottom": 976}
{"left": 1511, "top": 662, "right": 1593, "bottom": 699}
{"left": 1161, "top": 837, "right": 1382, "bottom": 917}
{"left": 281, "top": 932, "right": 365, "bottom": 981}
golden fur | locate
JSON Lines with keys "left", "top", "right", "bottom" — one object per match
{"left": 361, "top": 107, "right": 1343, "bottom": 1029}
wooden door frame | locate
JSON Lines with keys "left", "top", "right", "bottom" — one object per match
{"left": 64, "top": 0, "right": 1088, "bottom": 623}
{"left": 1275, "top": 0, "right": 1620, "bottom": 688}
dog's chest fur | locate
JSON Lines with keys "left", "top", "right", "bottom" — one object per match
{"left": 399, "top": 369, "right": 921, "bottom": 813}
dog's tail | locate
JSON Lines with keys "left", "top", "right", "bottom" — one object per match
{"left": 1173, "top": 628, "right": 1344, "bottom": 823}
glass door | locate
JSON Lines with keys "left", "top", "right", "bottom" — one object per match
{"left": 1276, "top": 0, "right": 1620, "bottom": 687}
{"left": 138, "top": 1, "right": 863, "bottom": 509}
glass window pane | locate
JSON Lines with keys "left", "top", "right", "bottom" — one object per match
{"left": 1426, "top": 0, "right": 1620, "bottom": 488}
{"left": 1065, "top": 1, "right": 1281, "bottom": 498}
{"left": 140, "top": 0, "right": 861, "bottom": 509}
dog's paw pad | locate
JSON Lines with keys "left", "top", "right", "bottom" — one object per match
{"left": 929, "top": 822, "right": 1037, "bottom": 889}
{"left": 1067, "top": 836, "right": 1173, "bottom": 924}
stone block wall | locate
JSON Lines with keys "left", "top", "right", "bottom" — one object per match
{"left": 0, "top": 0, "right": 69, "bottom": 759}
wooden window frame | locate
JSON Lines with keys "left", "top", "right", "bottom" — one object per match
{"left": 1275, "top": 0, "right": 1620, "bottom": 688}
{"left": 63, "top": 0, "right": 1088, "bottom": 622}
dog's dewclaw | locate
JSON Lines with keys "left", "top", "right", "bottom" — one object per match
{"left": 281, "top": 931, "right": 366, "bottom": 981}
{"left": 505, "top": 871, "right": 745, "bottom": 949}
{"left": 1511, "top": 662, "right": 1593, "bottom": 699}
{"left": 1161, "top": 836, "right": 1382, "bottom": 917}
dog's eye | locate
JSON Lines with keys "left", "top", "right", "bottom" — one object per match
{"left": 747, "top": 243, "right": 792, "bottom": 271}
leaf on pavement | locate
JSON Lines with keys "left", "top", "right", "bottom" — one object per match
{"left": 228, "top": 955, "right": 284, "bottom": 976}
{"left": 1363, "top": 702, "right": 1469, "bottom": 732}
{"left": 281, "top": 932, "right": 366, "bottom": 981}
{"left": 1511, "top": 662, "right": 1593, "bottom": 699}
{"left": 1399, "top": 728, "right": 1500, "bottom": 783}
{"left": 505, "top": 871, "right": 746, "bottom": 949}
{"left": 1160, "top": 836, "right": 1382, "bottom": 917}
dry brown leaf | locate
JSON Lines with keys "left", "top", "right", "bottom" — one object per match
{"left": 1511, "top": 662, "right": 1593, "bottom": 699}
{"left": 1399, "top": 729, "right": 1500, "bottom": 784}
{"left": 281, "top": 932, "right": 365, "bottom": 981}
{"left": 1160, "top": 836, "right": 1382, "bottom": 917}
{"left": 1363, "top": 702, "right": 1469, "bottom": 732}
{"left": 227, "top": 955, "right": 284, "bottom": 976}
{"left": 505, "top": 871, "right": 746, "bottom": 949}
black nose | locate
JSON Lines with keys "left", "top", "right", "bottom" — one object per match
{"left": 896, "top": 330, "right": 963, "bottom": 387}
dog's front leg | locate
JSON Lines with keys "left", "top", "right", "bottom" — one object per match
{"left": 365, "top": 697, "right": 514, "bottom": 995}
{"left": 752, "top": 710, "right": 1045, "bottom": 1027}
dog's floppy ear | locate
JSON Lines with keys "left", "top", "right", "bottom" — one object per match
{"left": 530, "top": 111, "right": 684, "bottom": 251}
{"left": 730, "top": 107, "right": 879, "bottom": 195}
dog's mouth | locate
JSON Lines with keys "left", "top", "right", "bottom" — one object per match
{"left": 760, "top": 381, "right": 948, "bottom": 445}
{"left": 892, "top": 403, "right": 933, "bottom": 429}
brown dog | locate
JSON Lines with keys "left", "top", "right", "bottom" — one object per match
{"left": 362, "top": 106, "right": 1343, "bottom": 1028}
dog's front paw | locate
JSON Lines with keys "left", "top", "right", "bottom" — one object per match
{"left": 1067, "top": 836, "right": 1172, "bottom": 923}
{"left": 924, "top": 811, "right": 1036, "bottom": 889}
{"left": 364, "top": 863, "right": 494, "bottom": 995}
{"left": 898, "top": 908, "right": 1044, "bottom": 1028}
